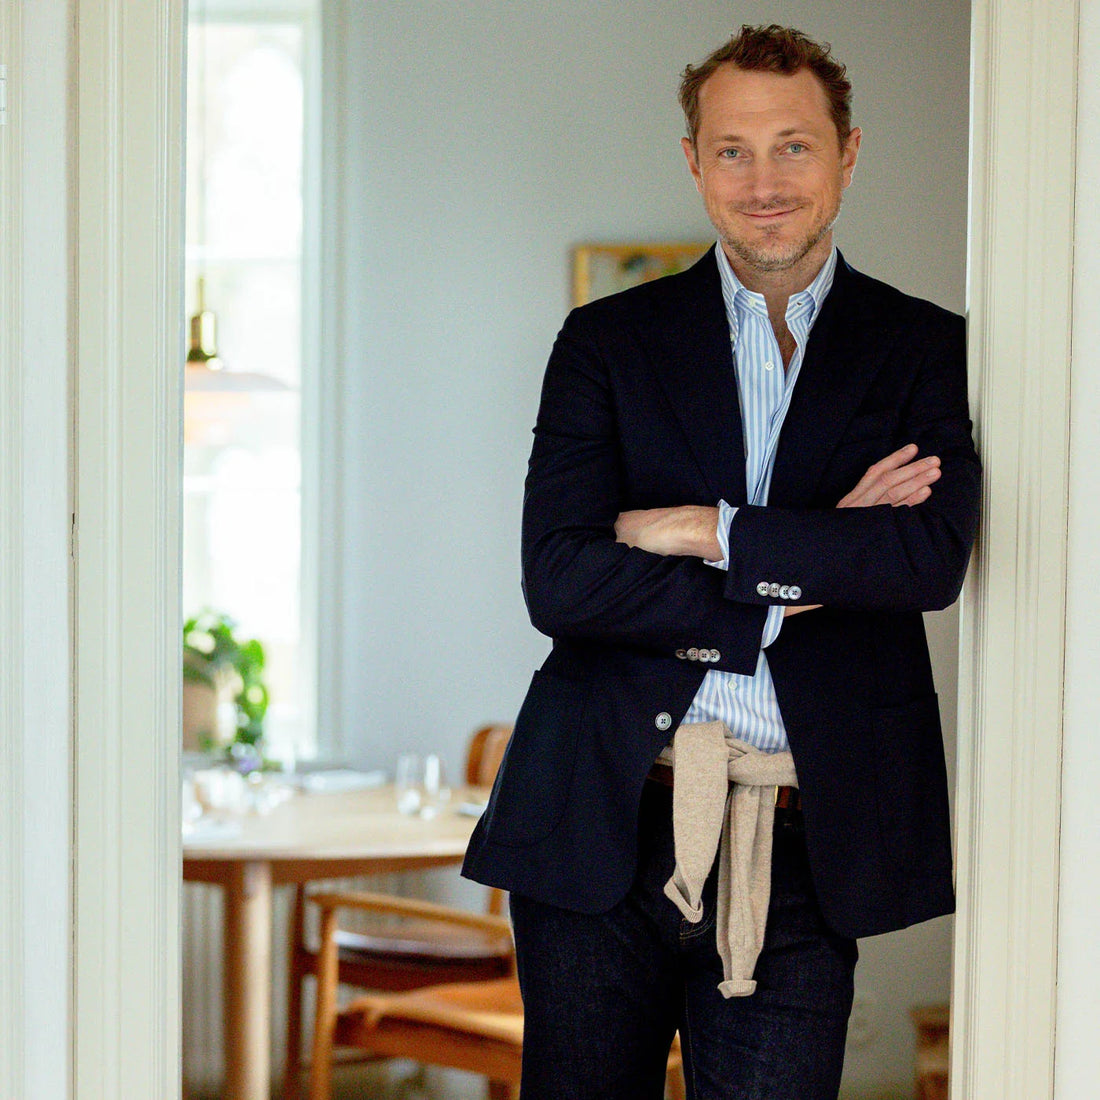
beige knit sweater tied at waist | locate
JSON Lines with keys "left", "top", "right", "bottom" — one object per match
{"left": 658, "top": 721, "right": 798, "bottom": 998}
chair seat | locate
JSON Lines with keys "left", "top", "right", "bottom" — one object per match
{"left": 335, "top": 919, "right": 513, "bottom": 963}
{"left": 341, "top": 977, "right": 524, "bottom": 1047}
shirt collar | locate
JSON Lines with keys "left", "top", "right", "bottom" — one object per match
{"left": 715, "top": 243, "right": 838, "bottom": 338}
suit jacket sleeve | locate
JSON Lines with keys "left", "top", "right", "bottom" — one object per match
{"left": 724, "top": 309, "right": 980, "bottom": 611}
{"left": 521, "top": 306, "right": 770, "bottom": 678}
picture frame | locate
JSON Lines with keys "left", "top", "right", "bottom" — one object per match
{"left": 571, "top": 241, "right": 711, "bottom": 306}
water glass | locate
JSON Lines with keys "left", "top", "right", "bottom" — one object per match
{"left": 419, "top": 753, "right": 451, "bottom": 819}
{"left": 395, "top": 753, "right": 424, "bottom": 815}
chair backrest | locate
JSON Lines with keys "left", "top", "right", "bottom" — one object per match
{"left": 465, "top": 724, "right": 512, "bottom": 788}
{"left": 464, "top": 724, "right": 512, "bottom": 917}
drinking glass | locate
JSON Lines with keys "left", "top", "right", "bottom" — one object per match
{"left": 395, "top": 753, "right": 424, "bottom": 815}
{"left": 419, "top": 753, "right": 451, "bottom": 819}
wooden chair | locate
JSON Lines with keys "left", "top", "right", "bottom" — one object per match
{"left": 306, "top": 891, "right": 686, "bottom": 1100}
{"left": 283, "top": 724, "right": 514, "bottom": 1098}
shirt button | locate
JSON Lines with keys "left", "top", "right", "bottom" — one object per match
{"left": 764, "top": 361, "right": 775, "bottom": 371}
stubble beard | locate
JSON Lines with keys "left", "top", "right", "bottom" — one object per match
{"left": 719, "top": 192, "right": 843, "bottom": 275}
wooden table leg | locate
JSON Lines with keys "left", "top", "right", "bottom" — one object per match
{"left": 224, "top": 860, "right": 273, "bottom": 1100}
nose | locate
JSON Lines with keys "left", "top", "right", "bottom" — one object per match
{"left": 743, "top": 158, "right": 787, "bottom": 203}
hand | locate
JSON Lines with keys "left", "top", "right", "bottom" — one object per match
{"left": 614, "top": 505, "right": 721, "bottom": 559}
{"left": 838, "top": 443, "right": 940, "bottom": 509}
{"left": 783, "top": 603, "right": 822, "bottom": 617}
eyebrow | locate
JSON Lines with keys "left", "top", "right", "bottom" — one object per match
{"left": 707, "top": 127, "right": 816, "bottom": 143}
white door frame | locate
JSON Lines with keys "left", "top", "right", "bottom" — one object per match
{"left": 71, "top": 1, "right": 186, "bottom": 1097}
{"left": 951, "top": 1, "right": 1077, "bottom": 1096}
{"left": 0, "top": 0, "right": 1079, "bottom": 1096}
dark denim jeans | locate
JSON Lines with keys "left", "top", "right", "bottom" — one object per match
{"left": 509, "top": 780, "right": 857, "bottom": 1100}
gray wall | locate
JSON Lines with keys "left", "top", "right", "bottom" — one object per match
{"left": 322, "top": 2, "right": 969, "bottom": 1095}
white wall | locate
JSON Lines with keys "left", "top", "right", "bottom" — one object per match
{"left": 322, "top": 2, "right": 969, "bottom": 1095}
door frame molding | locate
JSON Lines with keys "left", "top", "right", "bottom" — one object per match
{"left": 70, "top": 1, "right": 185, "bottom": 1096}
{"left": 951, "top": 1, "right": 1077, "bottom": 1096}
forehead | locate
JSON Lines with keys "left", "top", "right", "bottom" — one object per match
{"left": 696, "top": 64, "right": 834, "bottom": 138}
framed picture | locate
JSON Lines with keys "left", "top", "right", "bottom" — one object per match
{"left": 571, "top": 241, "right": 711, "bottom": 306}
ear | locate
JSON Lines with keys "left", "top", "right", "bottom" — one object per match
{"left": 681, "top": 137, "right": 704, "bottom": 195}
{"left": 841, "top": 126, "right": 862, "bottom": 188}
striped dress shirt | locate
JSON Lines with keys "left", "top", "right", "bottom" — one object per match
{"left": 679, "top": 245, "right": 838, "bottom": 753}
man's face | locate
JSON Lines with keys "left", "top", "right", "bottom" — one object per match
{"left": 682, "top": 65, "right": 861, "bottom": 281}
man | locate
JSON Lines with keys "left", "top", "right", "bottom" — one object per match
{"left": 463, "top": 24, "right": 979, "bottom": 1100}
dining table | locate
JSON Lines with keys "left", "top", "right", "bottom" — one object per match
{"left": 182, "top": 777, "right": 486, "bottom": 1100}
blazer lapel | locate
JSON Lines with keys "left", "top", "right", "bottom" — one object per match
{"left": 768, "top": 256, "right": 893, "bottom": 507}
{"left": 649, "top": 250, "right": 749, "bottom": 506}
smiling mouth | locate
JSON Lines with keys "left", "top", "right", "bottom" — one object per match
{"left": 741, "top": 207, "right": 799, "bottom": 222}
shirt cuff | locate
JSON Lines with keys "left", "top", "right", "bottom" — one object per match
{"left": 762, "top": 604, "right": 785, "bottom": 648}
{"left": 704, "top": 499, "right": 738, "bottom": 569}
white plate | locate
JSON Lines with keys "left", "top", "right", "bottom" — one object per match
{"left": 296, "top": 769, "right": 387, "bottom": 793}
{"left": 182, "top": 816, "right": 242, "bottom": 842}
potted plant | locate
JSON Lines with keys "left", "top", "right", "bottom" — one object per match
{"left": 182, "top": 609, "right": 270, "bottom": 771}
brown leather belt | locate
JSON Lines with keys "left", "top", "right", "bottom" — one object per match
{"left": 646, "top": 761, "right": 801, "bottom": 810}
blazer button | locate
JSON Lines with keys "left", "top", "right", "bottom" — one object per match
{"left": 709, "top": 649, "right": 721, "bottom": 662}
{"left": 687, "top": 647, "right": 699, "bottom": 661}
{"left": 779, "top": 585, "right": 790, "bottom": 599}
{"left": 790, "top": 585, "right": 802, "bottom": 600}
{"left": 768, "top": 583, "right": 781, "bottom": 597}
{"left": 756, "top": 581, "right": 770, "bottom": 597}
{"left": 655, "top": 712, "right": 672, "bottom": 731}
{"left": 675, "top": 649, "right": 687, "bottom": 660}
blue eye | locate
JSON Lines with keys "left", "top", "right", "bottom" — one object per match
{"left": 720, "top": 148, "right": 741, "bottom": 159}
{"left": 788, "top": 142, "right": 806, "bottom": 154}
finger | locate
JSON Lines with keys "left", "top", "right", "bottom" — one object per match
{"left": 877, "top": 455, "right": 940, "bottom": 492}
{"left": 891, "top": 484, "right": 934, "bottom": 507}
{"left": 838, "top": 445, "right": 922, "bottom": 508}
{"left": 843, "top": 456, "right": 940, "bottom": 508}
{"left": 865, "top": 443, "right": 920, "bottom": 477}
{"left": 883, "top": 464, "right": 941, "bottom": 504}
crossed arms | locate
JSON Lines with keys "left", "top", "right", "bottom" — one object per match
{"left": 520, "top": 303, "right": 981, "bottom": 677}
{"left": 614, "top": 444, "right": 943, "bottom": 617}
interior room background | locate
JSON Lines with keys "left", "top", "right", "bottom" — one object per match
{"left": 183, "top": 1, "right": 970, "bottom": 1096}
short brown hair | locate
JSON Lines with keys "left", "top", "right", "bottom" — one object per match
{"left": 679, "top": 24, "right": 852, "bottom": 148}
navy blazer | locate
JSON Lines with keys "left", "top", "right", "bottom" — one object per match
{"left": 463, "top": 249, "right": 981, "bottom": 940}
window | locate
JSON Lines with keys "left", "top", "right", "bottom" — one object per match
{"left": 184, "top": 0, "right": 319, "bottom": 761}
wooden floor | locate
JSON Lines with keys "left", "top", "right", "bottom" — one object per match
{"left": 329, "top": 1061, "right": 487, "bottom": 1100}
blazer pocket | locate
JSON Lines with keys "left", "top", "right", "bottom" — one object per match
{"left": 483, "top": 669, "right": 585, "bottom": 847}
{"left": 871, "top": 695, "right": 951, "bottom": 871}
